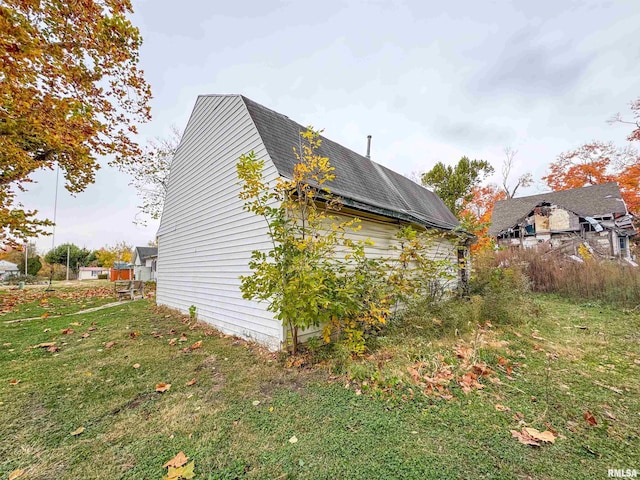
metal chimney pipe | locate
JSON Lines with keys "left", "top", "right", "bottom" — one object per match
{"left": 366, "top": 135, "right": 372, "bottom": 159}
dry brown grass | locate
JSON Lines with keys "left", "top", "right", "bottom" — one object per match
{"left": 477, "top": 248, "right": 640, "bottom": 308}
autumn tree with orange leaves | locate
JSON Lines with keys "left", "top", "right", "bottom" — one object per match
{"left": 460, "top": 184, "right": 506, "bottom": 253}
{"left": 0, "top": 0, "right": 152, "bottom": 245}
{"left": 543, "top": 98, "right": 640, "bottom": 216}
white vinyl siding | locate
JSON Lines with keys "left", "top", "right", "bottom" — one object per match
{"left": 157, "top": 95, "right": 282, "bottom": 349}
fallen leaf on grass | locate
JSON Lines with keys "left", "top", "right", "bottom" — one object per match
{"left": 41, "top": 313, "right": 49, "bottom": 319}
{"left": 61, "top": 328, "right": 74, "bottom": 335}
{"left": 168, "top": 338, "right": 177, "bottom": 346}
{"left": 511, "top": 431, "right": 539, "bottom": 447}
{"left": 471, "top": 363, "right": 494, "bottom": 376}
{"left": 510, "top": 427, "right": 556, "bottom": 447}
{"left": 185, "top": 378, "right": 196, "bottom": 386}
{"left": 9, "top": 379, "right": 20, "bottom": 385}
{"left": 81, "top": 333, "right": 90, "bottom": 339}
{"left": 178, "top": 333, "right": 188, "bottom": 342}
{"left": 43, "top": 328, "right": 51, "bottom": 332}
{"left": 8, "top": 469, "right": 25, "bottom": 480}
{"left": 495, "top": 404, "right": 511, "bottom": 412}
{"left": 104, "top": 341, "right": 116, "bottom": 349}
{"left": 163, "top": 451, "right": 189, "bottom": 468}
{"left": 289, "top": 435, "right": 298, "bottom": 444}
{"left": 87, "top": 326, "right": 96, "bottom": 332}
{"left": 252, "top": 400, "right": 260, "bottom": 406}
{"left": 129, "top": 331, "right": 140, "bottom": 339}
{"left": 454, "top": 345, "right": 472, "bottom": 359}
{"left": 524, "top": 427, "right": 556, "bottom": 444}
{"left": 47, "top": 345, "right": 59, "bottom": 352}
{"left": 133, "top": 364, "right": 141, "bottom": 369}
{"left": 190, "top": 340, "right": 202, "bottom": 350}
{"left": 70, "top": 427, "right": 85, "bottom": 436}
{"left": 156, "top": 383, "right": 171, "bottom": 393}
{"left": 584, "top": 411, "right": 598, "bottom": 426}
{"left": 165, "top": 461, "right": 195, "bottom": 480}
{"left": 33, "top": 342, "right": 56, "bottom": 348}
{"left": 459, "top": 372, "right": 484, "bottom": 394}
{"left": 70, "top": 322, "right": 82, "bottom": 326}
{"left": 407, "top": 366, "right": 421, "bottom": 383}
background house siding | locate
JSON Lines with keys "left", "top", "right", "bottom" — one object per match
{"left": 156, "top": 95, "right": 283, "bottom": 349}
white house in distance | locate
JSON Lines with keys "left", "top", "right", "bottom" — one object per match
{"left": 78, "top": 267, "right": 110, "bottom": 280}
{"left": 132, "top": 246, "right": 158, "bottom": 282}
{"left": 157, "top": 94, "right": 468, "bottom": 350}
{"left": 0, "top": 260, "right": 19, "bottom": 280}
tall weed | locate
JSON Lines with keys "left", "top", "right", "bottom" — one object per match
{"left": 484, "top": 248, "right": 640, "bottom": 308}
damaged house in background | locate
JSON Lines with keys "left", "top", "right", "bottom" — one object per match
{"left": 489, "top": 182, "right": 636, "bottom": 263}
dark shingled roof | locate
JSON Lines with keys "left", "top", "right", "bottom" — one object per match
{"left": 240, "top": 96, "right": 460, "bottom": 231}
{"left": 135, "top": 246, "right": 158, "bottom": 261}
{"left": 489, "top": 182, "right": 627, "bottom": 236}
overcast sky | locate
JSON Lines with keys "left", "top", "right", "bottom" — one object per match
{"left": 17, "top": 0, "right": 640, "bottom": 253}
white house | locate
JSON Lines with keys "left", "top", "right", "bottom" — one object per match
{"left": 157, "top": 94, "right": 468, "bottom": 350}
{"left": 78, "top": 267, "right": 110, "bottom": 280}
{"left": 132, "top": 246, "right": 157, "bottom": 282}
{"left": 0, "top": 260, "right": 19, "bottom": 280}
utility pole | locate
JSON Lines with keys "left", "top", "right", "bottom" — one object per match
{"left": 24, "top": 241, "right": 28, "bottom": 276}
{"left": 66, "top": 245, "right": 70, "bottom": 281}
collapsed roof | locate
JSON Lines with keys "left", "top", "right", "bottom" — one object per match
{"left": 489, "top": 183, "right": 632, "bottom": 236}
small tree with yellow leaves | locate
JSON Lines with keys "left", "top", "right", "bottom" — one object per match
{"left": 238, "top": 128, "right": 455, "bottom": 354}
{"left": 238, "top": 128, "right": 364, "bottom": 353}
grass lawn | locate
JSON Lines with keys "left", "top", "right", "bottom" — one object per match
{"left": 0, "top": 292, "right": 639, "bottom": 479}
{"left": 0, "top": 281, "right": 117, "bottom": 321}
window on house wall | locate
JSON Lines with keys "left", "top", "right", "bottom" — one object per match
{"left": 619, "top": 236, "right": 628, "bottom": 252}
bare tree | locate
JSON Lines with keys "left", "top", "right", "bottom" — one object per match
{"left": 501, "top": 147, "right": 533, "bottom": 198}
{"left": 404, "top": 170, "right": 423, "bottom": 185}
{"left": 126, "top": 126, "right": 182, "bottom": 225}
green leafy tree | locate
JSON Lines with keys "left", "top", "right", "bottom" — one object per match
{"left": 421, "top": 157, "right": 494, "bottom": 217}
{"left": 18, "top": 256, "right": 41, "bottom": 276}
{"left": 44, "top": 243, "right": 92, "bottom": 273}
